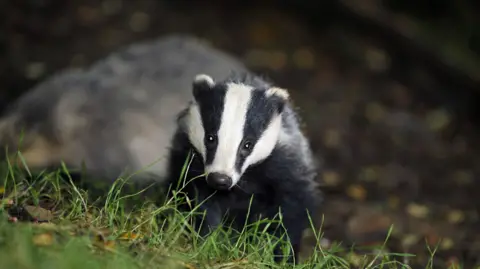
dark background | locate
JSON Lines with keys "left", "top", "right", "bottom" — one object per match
{"left": 2, "top": 0, "right": 480, "bottom": 267}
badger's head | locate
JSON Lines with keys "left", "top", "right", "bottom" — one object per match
{"left": 182, "top": 73, "right": 290, "bottom": 191}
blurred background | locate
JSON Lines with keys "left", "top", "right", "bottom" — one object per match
{"left": 2, "top": 0, "right": 480, "bottom": 267}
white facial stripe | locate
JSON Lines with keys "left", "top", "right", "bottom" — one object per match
{"left": 186, "top": 105, "right": 206, "bottom": 160}
{"left": 241, "top": 114, "right": 282, "bottom": 174}
{"left": 205, "top": 83, "right": 253, "bottom": 185}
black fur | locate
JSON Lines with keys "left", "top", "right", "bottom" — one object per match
{"left": 164, "top": 73, "right": 320, "bottom": 264}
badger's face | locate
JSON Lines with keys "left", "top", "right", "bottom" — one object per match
{"left": 184, "top": 74, "right": 289, "bottom": 191}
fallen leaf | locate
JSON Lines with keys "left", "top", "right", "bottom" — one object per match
{"left": 103, "top": 240, "right": 116, "bottom": 251}
{"left": 387, "top": 196, "right": 400, "bottom": 209}
{"left": 406, "top": 203, "right": 429, "bottom": 219}
{"left": 323, "top": 129, "right": 341, "bottom": 148}
{"left": 346, "top": 184, "right": 367, "bottom": 201}
{"left": 401, "top": 234, "right": 419, "bottom": 248}
{"left": 447, "top": 210, "right": 465, "bottom": 224}
{"left": 24, "top": 205, "right": 53, "bottom": 222}
{"left": 118, "top": 232, "right": 142, "bottom": 240}
{"left": 440, "top": 237, "right": 454, "bottom": 250}
{"left": 183, "top": 263, "right": 196, "bottom": 269}
{"left": 33, "top": 233, "right": 54, "bottom": 246}
{"left": 322, "top": 171, "right": 341, "bottom": 186}
{"left": 425, "top": 109, "right": 450, "bottom": 132}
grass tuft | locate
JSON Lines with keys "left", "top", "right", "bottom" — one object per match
{"left": 0, "top": 150, "right": 429, "bottom": 269}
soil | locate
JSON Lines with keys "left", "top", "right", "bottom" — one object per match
{"left": 2, "top": 1, "right": 480, "bottom": 268}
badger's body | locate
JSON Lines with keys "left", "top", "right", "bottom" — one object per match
{"left": 0, "top": 35, "right": 247, "bottom": 182}
{"left": 165, "top": 73, "right": 320, "bottom": 263}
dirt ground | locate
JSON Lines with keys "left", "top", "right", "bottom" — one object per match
{"left": 3, "top": 1, "right": 480, "bottom": 268}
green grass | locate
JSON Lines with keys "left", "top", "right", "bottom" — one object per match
{"left": 0, "top": 151, "right": 436, "bottom": 269}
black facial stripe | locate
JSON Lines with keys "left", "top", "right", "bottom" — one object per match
{"left": 235, "top": 89, "right": 278, "bottom": 172}
{"left": 195, "top": 84, "right": 227, "bottom": 165}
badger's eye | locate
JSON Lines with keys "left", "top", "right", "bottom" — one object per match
{"left": 242, "top": 140, "right": 252, "bottom": 152}
{"left": 205, "top": 134, "right": 216, "bottom": 144}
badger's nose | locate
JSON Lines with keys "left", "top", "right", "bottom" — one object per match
{"left": 206, "top": 172, "right": 232, "bottom": 190}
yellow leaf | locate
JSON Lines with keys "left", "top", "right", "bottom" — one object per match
{"left": 118, "top": 232, "right": 142, "bottom": 240}
{"left": 33, "top": 233, "right": 54, "bottom": 246}
{"left": 103, "top": 240, "right": 116, "bottom": 251}
{"left": 0, "top": 187, "right": 5, "bottom": 195}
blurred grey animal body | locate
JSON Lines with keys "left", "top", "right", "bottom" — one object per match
{"left": 0, "top": 35, "right": 248, "bottom": 183}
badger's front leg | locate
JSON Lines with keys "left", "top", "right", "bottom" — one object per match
{"left": 192, "top": 193, "right": 224, "bottom": 237}
{"left": 266, "top": 184, "right": 317, "bottom": 264}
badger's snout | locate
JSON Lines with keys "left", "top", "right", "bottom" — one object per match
{"left": 206, "top": 172, "right": 232, "bottom": 190}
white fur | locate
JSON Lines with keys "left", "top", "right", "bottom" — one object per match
{"left": 205, "top": 83, "right": 253, "bottom": 187}
{"left": 241, "top": 114, "right": 283, "bottom": 174}
{"left": 265, "top": 87, "right": 290, "bottom": 100}
{"left": 194, "top": 74, "right": 215, "bottom": 87}
{"left": 185, "top": 104, "right": 206, "bottom": 160}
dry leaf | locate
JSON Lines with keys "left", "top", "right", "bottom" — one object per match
{"left": 447, "top": 210, "right": 465, "bottom": 224}
{"left": 402, "top": 234, "right": 419, "bottom": 248}
{"left": 425, "top": 109, "right": 450, "bottom": 132}
{"left": 118, "top": 232, "right": 142, "bottom": 240}
{"left": 322, "top": 171, "right": 341, "bottom": 186}
{"left": 440, "top": 237, "right": 454, "bottom": 250}
{"left": 292, "top": 48, "right": 315, "bottom": 69}
{"left": 33, "top": 233, "right": 54, "bottom": 246}
{"left": 346, "top": 184, "right": 367, "bottom": 201}
{"left": 406, "top": 203, "right": 429, "bottom": 219}
{"left": 103, "top": 240, "right": 116, "bottom": 251}
{"left": 24, "top": 205, "right": 53, "bottom": 222}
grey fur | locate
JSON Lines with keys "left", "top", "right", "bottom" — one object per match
{"left": 0, "top": 35, "right": 248, "bottom": 182}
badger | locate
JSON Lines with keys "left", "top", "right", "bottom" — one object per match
{"left": 1, "top": 34, "right": 321, "bottom": 262}
{"left": 165, "top": 72, "right": 320, "bottom": 263}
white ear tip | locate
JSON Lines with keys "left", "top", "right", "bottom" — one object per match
{"left": 266, "top": 87, "right": 290, "bottom": 100}
{"left": 194, "top": 74, "right": 215, "bottom": 87}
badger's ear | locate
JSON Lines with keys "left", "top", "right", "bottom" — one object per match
{"left": 265, "top": 87, "right": 290, "bottom": 113}
{"left": 193, "top": 74, "right": 215, "bottom": 99}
